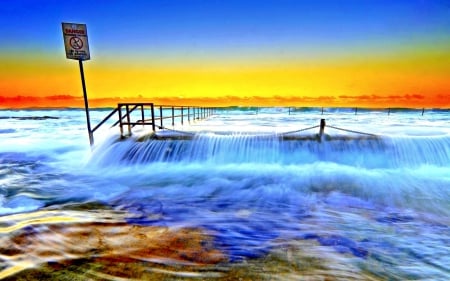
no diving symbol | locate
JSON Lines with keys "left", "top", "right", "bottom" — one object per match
{"left": 69, "top": 36, "right": 83, "bottom": 50}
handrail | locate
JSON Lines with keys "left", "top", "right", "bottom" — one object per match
{"left": 90, "top": 103, "right": 216, "bottom": 140}
{"left": 113, "top": 104, "right": 139, "bottom": 127}
{"left": 91, "top": 108, "right": 118, "bottom": 133}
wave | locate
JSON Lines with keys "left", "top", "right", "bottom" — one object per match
{"left": 90, "top": 133, "right": 450, "bottom": 168}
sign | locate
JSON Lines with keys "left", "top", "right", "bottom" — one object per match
{"left": 62, "top": 22, "right": 90, "bottom": 60}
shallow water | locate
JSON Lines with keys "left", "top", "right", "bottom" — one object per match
{"left": 0, "top": 107, "right": 449, "bottom": 280}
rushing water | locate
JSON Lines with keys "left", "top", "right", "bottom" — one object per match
{"left": 0, "top": 107, "right": 449, "bottom": 280}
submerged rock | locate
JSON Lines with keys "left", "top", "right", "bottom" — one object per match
{"left": 0, "top": 222, "right": 225, "bottom": 279}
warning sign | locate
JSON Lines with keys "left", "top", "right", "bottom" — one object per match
{"left": 62, "top": 22, "right": 90, "bottom": 60}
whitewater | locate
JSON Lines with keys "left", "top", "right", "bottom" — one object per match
{"left": 0, "top": 107, "right": 449, "bottom": 280}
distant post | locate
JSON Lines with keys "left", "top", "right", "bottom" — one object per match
{"left": 62, "top": 22, "right": 93, "bottom": 146}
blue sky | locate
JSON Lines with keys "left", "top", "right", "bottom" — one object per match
{"left": 1, "top": 0, "right": 449, "bottom": 59}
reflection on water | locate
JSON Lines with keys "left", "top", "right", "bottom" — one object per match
{"left": 0, "top": 214, "right": 384, "bottom": 280}
{"left": 0, "top": 208, "right": 224, "bottom": 279}
{"left": 0, "top": 108, "right": 449, "bottom": 280}
{"left": 1, "top": 198, "right": 449, "bottom": 280}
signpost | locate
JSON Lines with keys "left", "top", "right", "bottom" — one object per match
{"left": 62, "top": 22, "right": 94, "bottom": 145}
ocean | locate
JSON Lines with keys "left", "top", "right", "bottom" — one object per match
{"left": 0, "top": 107, "right": 449, "bottom": 280}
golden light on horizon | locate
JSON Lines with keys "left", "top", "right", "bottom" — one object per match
{"left": 1, "top": 45, "right": 449, "bottom": 108}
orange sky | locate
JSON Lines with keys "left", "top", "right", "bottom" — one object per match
{"left": 1, "top": 47, "right": 449, "bottom": 108}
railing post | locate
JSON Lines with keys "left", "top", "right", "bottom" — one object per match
{"left": 172, "top": 106, "right": 175, "bottom": 126}
{"left": 321, "top": 107, "right": 324, "bottom": 115}
{"left": 388, "top": 108, "right": 391, "bottom": 116}
{"left": 150, "top": 103, "right": 156, "bottom": 132}
{"left": 319, "top": 119, "right": 326, "bottom": 137}
{"left": 188, "top": 107, "right": 191, "bottom": 123}
{"left": 181, "top": 106, "right": 184, "bottom": 125}
{"left": 118, "top": 104, "right": 123, "bottom": 137}
{"left": 159, "top": 106, "right": 163, "bottom": 129}
{"left": 355, "top": 107, "right": 358, "bottom": 115}
{"left": 126, "top": 104, "right": 131, "bottom": 135}
{"left": 422, "top": 108, "right": 425, "bottom": 116}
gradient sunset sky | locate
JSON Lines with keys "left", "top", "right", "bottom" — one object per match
{"left": 1, "top": 0, "right": 449, "bottom": 108}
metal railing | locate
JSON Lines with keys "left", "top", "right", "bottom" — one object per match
{"left": 90, "top": 103, "right": 216, "bottom": 143}
{"left": 285, "top": 107, "right": 434, "bottom": 116}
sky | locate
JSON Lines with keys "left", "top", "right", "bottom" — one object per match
{"left": 0, "top": 0, "right": 449, "bottom": 108}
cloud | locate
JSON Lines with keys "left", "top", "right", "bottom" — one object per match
{"left": 0, "top": 93, "right": 448, "bottom": 109}
{"left": 0, "top": 95, "right": 83, "bottom": 108}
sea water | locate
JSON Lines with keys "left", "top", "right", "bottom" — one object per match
{"left": 0, "top": 107, "right": 449, "bottom": 280}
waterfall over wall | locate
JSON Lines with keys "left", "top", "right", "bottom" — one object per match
{"left": 90, "top": 133, "right": 450, "bottom": 168}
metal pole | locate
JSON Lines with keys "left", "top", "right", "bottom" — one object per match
{"left": 78, "top": 60, "right": 94, "bottom": 146}
{"left": 118, "top": 105, "right": 123, "bottom": 137}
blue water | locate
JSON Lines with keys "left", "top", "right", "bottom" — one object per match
{"left": 0, "top": 107, "right": 449, "bottom": 280}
